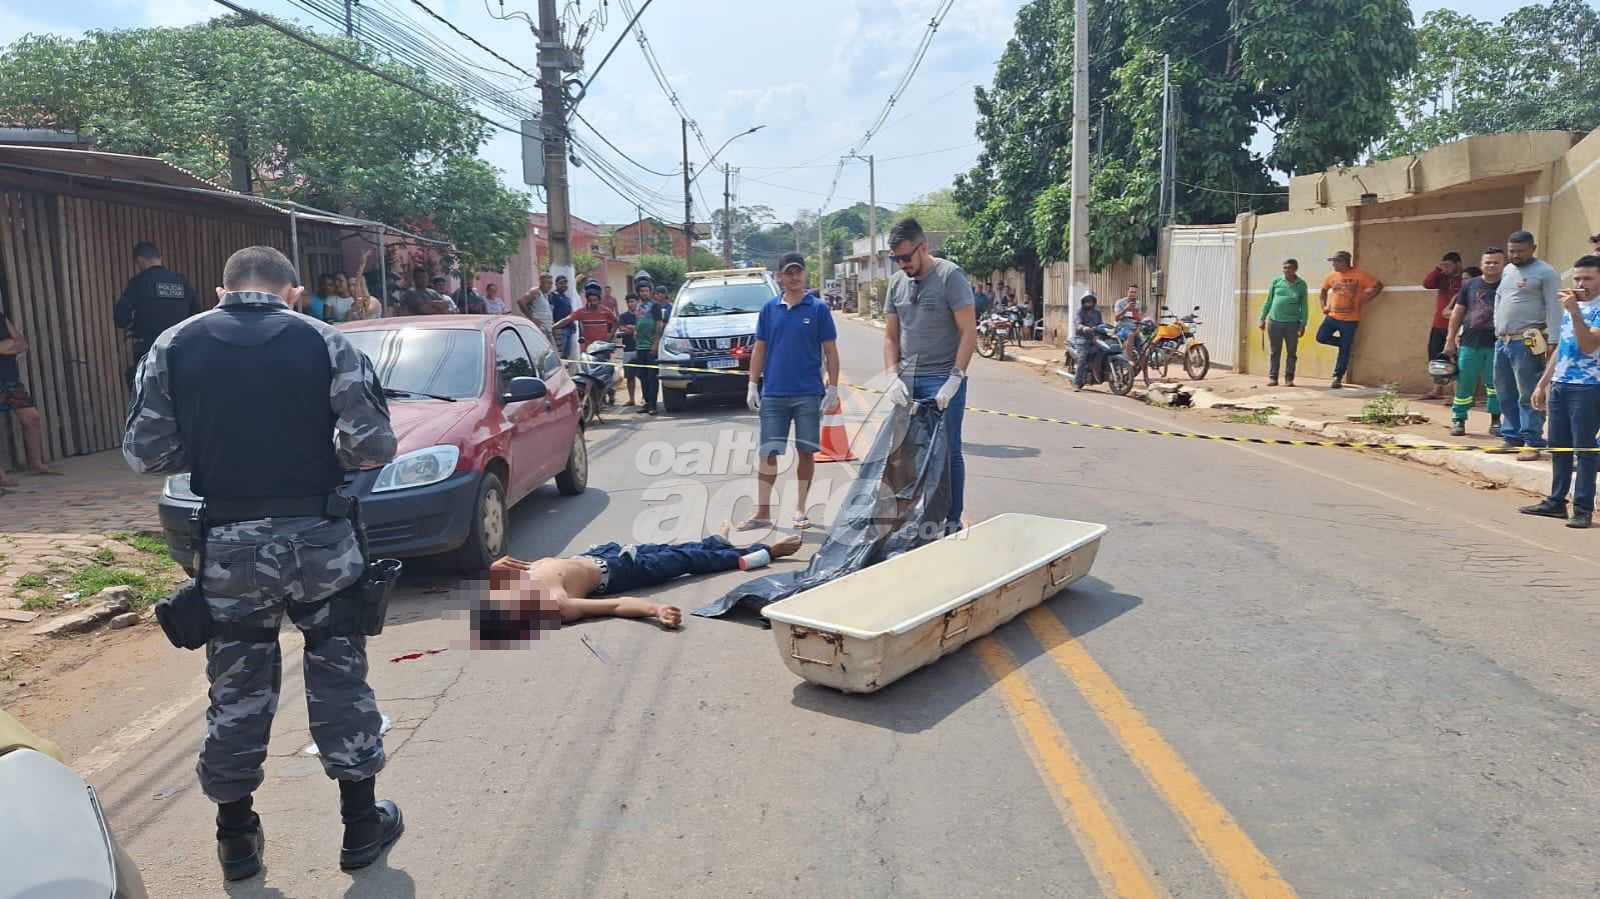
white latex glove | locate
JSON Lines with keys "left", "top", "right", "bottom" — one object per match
{"left": 823, "top": 386, "right": 840, "bottom": 413}
{"left": 934, "top": 372, "right": 963, "bottom": 411}
{"left": 746, "top": 382, "right": 761, "bottom": 412}
{"left": 882, "top": 377, "right": 911, "bottom": 407}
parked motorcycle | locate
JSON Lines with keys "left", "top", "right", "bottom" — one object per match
{"left": 977, "top": 306, "right": 1024, "bottom": 361}
{"left": 1138, "top": 305, "right": 1211, "bottom": 385}
{"left": 573, "top": 339, "right": 619, "bottom": 425}
{"left": 1063, "top": 323, "right": 1134, "bottom": 396}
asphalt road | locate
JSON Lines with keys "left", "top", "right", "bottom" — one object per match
{"left": 83, "top": 317, "right": 1600, "bottom": 897}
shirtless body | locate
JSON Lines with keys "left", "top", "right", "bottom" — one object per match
{"left": 489, "top": 531, "right": 805, "bottom": 630}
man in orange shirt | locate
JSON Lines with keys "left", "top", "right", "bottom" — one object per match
{"left": 1316, "top": 250, "right": 1385, "bottom": 388}
{"left": 555, "top": 280, "right": 620, "bottom": 352}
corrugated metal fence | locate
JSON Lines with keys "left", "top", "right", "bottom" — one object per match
{"left": 1164, "top": 225, "right": 1239, "bottom": 367}
{"left": 1, "top": 189, "right": 295, "bottom": 465}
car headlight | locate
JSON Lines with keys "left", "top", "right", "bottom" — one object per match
{"left": 163, "top": 473, "right": 199, "bottom": 502}
{"left": 661, "top": 336, "right": 690, "bottom": 355}
{"left": 371, "top": 445, "right": 460, "bottom": 493}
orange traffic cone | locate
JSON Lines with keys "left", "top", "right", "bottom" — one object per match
{"left": 814, "top": 410, "right": 857, "bottom": 463}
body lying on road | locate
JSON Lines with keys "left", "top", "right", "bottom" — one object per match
{"left": 479, "top": 531, "right": 805, "bottom": 636}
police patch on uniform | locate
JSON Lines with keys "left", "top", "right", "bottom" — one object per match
{"left": 157, "top": 282, "right": 187, "bottom": 298}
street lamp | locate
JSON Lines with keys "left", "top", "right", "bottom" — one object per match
{"left": 685, "top": 123, "right": 765, "bottom": 266}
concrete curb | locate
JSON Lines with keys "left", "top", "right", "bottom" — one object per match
{"left": 1182, "top": 387, "right": 1549, "bottom": 496}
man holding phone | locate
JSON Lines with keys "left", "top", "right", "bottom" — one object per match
{"left": 1519, "top": 255, "right": 1600, "bottom": 528}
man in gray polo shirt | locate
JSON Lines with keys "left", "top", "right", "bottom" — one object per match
{"left": 1494, "top": 230, "right": 1563, "bottom": 459}
{"left": 881, "top": 217, "right": 978, "bottom": 534}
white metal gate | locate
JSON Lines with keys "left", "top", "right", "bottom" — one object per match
{"left": 1165, "top": 226, "right": 1238, "bottom": 367}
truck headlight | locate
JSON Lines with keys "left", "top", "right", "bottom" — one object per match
{"left": 372, "top": 445, "right": 460, "bottom": 493}
{"left": 163, "top": 473, "right": 199, "bottom": 501}
{"left": 661, "top": 336, "right": 690, "bottom": 356}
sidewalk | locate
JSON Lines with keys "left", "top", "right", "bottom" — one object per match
{"left": 1, "top": 450, "right": 165, "bottom": 612}
{"left": 998, "top": 339, "right": 1551, "bottom": 496}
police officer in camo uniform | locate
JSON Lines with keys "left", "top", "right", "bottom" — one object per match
{"left": 123, "top": 245, "right": 403, "bottom": 881}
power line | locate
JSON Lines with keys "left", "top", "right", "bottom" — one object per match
{"left": 570, "top": 107, "right": 680, "bottom": 177}
{"left": 615, "top": 0, "right": 715, "bottom": 159}
{"left": 1176, "top": 179, "right": 1286, "bottom": 197}
{"left": 399, "top": 0, "right": 541, "bottom": 81}
{"left": 823, "top": 0, "right": 959, "bottom": 210}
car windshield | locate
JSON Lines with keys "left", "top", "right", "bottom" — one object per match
{"left": 674, "top": 281, "right": 773, "bottom": 317}
{"left": 344, "top": 327, "right": 484, "bottom": 400}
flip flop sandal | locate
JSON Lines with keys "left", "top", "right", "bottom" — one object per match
{"left": 792, "top": 516, "right": 812, "bottom": 530}
{"left": 732, "top": 517, "right": 773, "bottom": 531}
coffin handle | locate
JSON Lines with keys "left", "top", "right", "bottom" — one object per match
{"left": 789, "top": 627, "right": 839, "bottom": 666}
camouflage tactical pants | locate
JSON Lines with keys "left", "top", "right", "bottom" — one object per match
{"left": 198, "top": 516, "right": 384, "bottom": 804}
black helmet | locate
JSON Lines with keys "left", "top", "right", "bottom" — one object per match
{"left": 633, "top": 270, "right": 653, "bottom": 287}
{"left": 583, "top": 279, "right": 602, "bottom": 296}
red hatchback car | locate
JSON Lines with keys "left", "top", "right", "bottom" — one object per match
{"left": 158, "top": 315, "right": 587, "bottom": 571}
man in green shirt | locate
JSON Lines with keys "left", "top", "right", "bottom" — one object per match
{"left": 1258, "top": 258, "right": 1309, "bottom": 386}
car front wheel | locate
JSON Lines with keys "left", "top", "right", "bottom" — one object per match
{"left": 454, "top": 472, "right": 507, "bottom": 573}
{"left": 662, "top": 387, "right": 688, "bottom": 412}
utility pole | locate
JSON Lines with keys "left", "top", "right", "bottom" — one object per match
{"left": 537, "top": 0, "right": 574, "bottom": 281}
{"left": 816, "top": 208, "right": 824, "bottom": 292}
{"left": 723, "top": 164, "right": 733, "bottom": 266}
{"left": 344, "top": 0, "right": 354, "bottom": 37}
{"left": 866, "top": 154, "right": 876, "bottom": 286}
{"left": 636, "top": 204, "right": 643, "bottom": 257}
{"left": 1067, "top": 0, "right": 1091, "bottom": 302}
{"left": 682, "top": 118, "right": 693, "bottom": 268}
{"left": 1156, "top": 54, "right": 1171, "bottom": 290}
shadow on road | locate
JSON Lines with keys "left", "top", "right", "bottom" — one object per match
{"left": 342, "top": 859, "right": 417, "bottom": 898}
{"left": 787, "top": 576, "right": 1141, "bottom": 734}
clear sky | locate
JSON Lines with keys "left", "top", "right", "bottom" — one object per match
{"left": 1, "top": 0, "right": 1533, "bottom": 226}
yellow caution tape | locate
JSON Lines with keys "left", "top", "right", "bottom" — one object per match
{"left": 564, "top": 356, "right": 1592, "bottom": 453}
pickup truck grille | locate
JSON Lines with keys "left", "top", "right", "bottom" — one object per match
{"left": 690, "top": 335, "right": 755, "bottom": 352}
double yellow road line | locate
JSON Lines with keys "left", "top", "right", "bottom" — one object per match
{"left": 979, "top": 609, "right": 1297, "bottom": 899}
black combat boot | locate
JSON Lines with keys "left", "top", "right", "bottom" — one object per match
{"left": 339, "top": 777, "right": 404, "bottom": 871}
{"left": 215, "top": 795, "right": 264, "bottom": 881}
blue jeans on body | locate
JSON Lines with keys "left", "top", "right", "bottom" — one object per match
{"left": 910, "top": 372, "right": 967, "bottom": 530}
{"left": 1494, "top": 338, "right": 1548, "bottom": 448}
{"left": 1314, "top": 317, "right": 1359, "bottom": 378}
{"left": 758, "top": 394, "right": 823, "bottom": 457}
{"left": 579, "top": 536, "right": 769, "bottom": 596}
{"left": 1545, "top": 383, "right": 1600, "bottom": 513}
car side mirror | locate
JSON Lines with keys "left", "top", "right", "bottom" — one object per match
{"left": 502, "top": 376, "right": 548, "bottom": 404}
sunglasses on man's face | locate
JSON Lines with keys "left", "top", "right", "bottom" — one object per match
{"left": 890, "top": 243, "right": 924, "bottom": 265}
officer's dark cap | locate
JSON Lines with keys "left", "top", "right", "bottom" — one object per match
{"left": 133, "top": 241, "right": 160, "bottom": 260}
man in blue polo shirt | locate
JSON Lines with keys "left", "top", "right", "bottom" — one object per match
{"left": 740, "top": 252, "right": 840, "bottom": 530}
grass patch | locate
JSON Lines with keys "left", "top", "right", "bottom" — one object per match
{"left": 1224, "top": 406, "right": 1279, "bottom": 426}
{"left": 21, "top": 593, "right": 54, "bottom": 611}
{"left": 67, "top": 564, "right": 179, "bottom": 609}
{"left": 112, "top": 531, "right": 171, "bottom": 557}
{"left": 1359, "top": 386, "right": 1411, "bottom": 428}
{"left": 91, "top": 547, "right": 117, "bottom": 564}
{"left": 16, "top": 574, "right": 46, "bottom": 589}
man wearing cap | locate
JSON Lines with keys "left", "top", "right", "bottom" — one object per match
{"left": 631, "top": 272, "right": 667, "bottom": 414}
{"left": 1316, "top": 250, "right": 1384, "bottom": 388}
{"left": 740, "top": 252, "right": 840, "bottom": 530}
{"left": 555, "top": 280, "right": 620, "bottom": 352}
{"left": 1494, "top": 230, "right": 1562, "bottom": 459}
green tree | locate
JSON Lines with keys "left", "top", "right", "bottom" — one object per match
{"left": 948, "top": 0, "right": 1412, "bottom": 272}
{"left": 892, "top": 189, "right": 966, "bottom": 233}
{"left": 637, "top": 254, "right": 687, "bottom": 294}
{"left": 0, "top": 18, "right": 528, "bottom": 268}
{"left": 1380, "top": 0, "right": 1600, "bottom": 157}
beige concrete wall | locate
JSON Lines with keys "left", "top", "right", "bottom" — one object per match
{"left": 1236, "top": 206, "right": 1355, "bottom": 380}
{"left": 1544, "top": 129, "right": 1600, "bottom": 273}
{"left": 1347, "top": 187, "right": 1527, "bottom": 391}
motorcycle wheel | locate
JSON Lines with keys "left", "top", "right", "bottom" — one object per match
{"left": 977, "top": 330, "right": 998, "bottom": 359}
{"left": 582, "top": 387, "right": 601, "bottom": 425}
{"left": 1109, "top": 356, "right": 1134, "bottom": 396}
{"left": 991, "top": 330, "right": 1006, "bottom": 362}
{"left": 1139, "top": 344, "right": 1167, "bottom": 387}
{"left": 1185, "top": 344, "right": 1211, "bottom": 380}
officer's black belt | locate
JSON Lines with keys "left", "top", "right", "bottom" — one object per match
{"left": 204, "top": 494, "right": 354, "bottom": 526}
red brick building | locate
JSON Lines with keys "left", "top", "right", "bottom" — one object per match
{"left": 606, "top": 217, "right": 693, "bottom": 259}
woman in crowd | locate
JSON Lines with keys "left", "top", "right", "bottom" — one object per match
{"left": 323, "top": 273, "right": 356, "bottom": 322}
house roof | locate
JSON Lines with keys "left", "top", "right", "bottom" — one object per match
{"left": 0, "top": 145, "right": 449, "bottom": 245}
